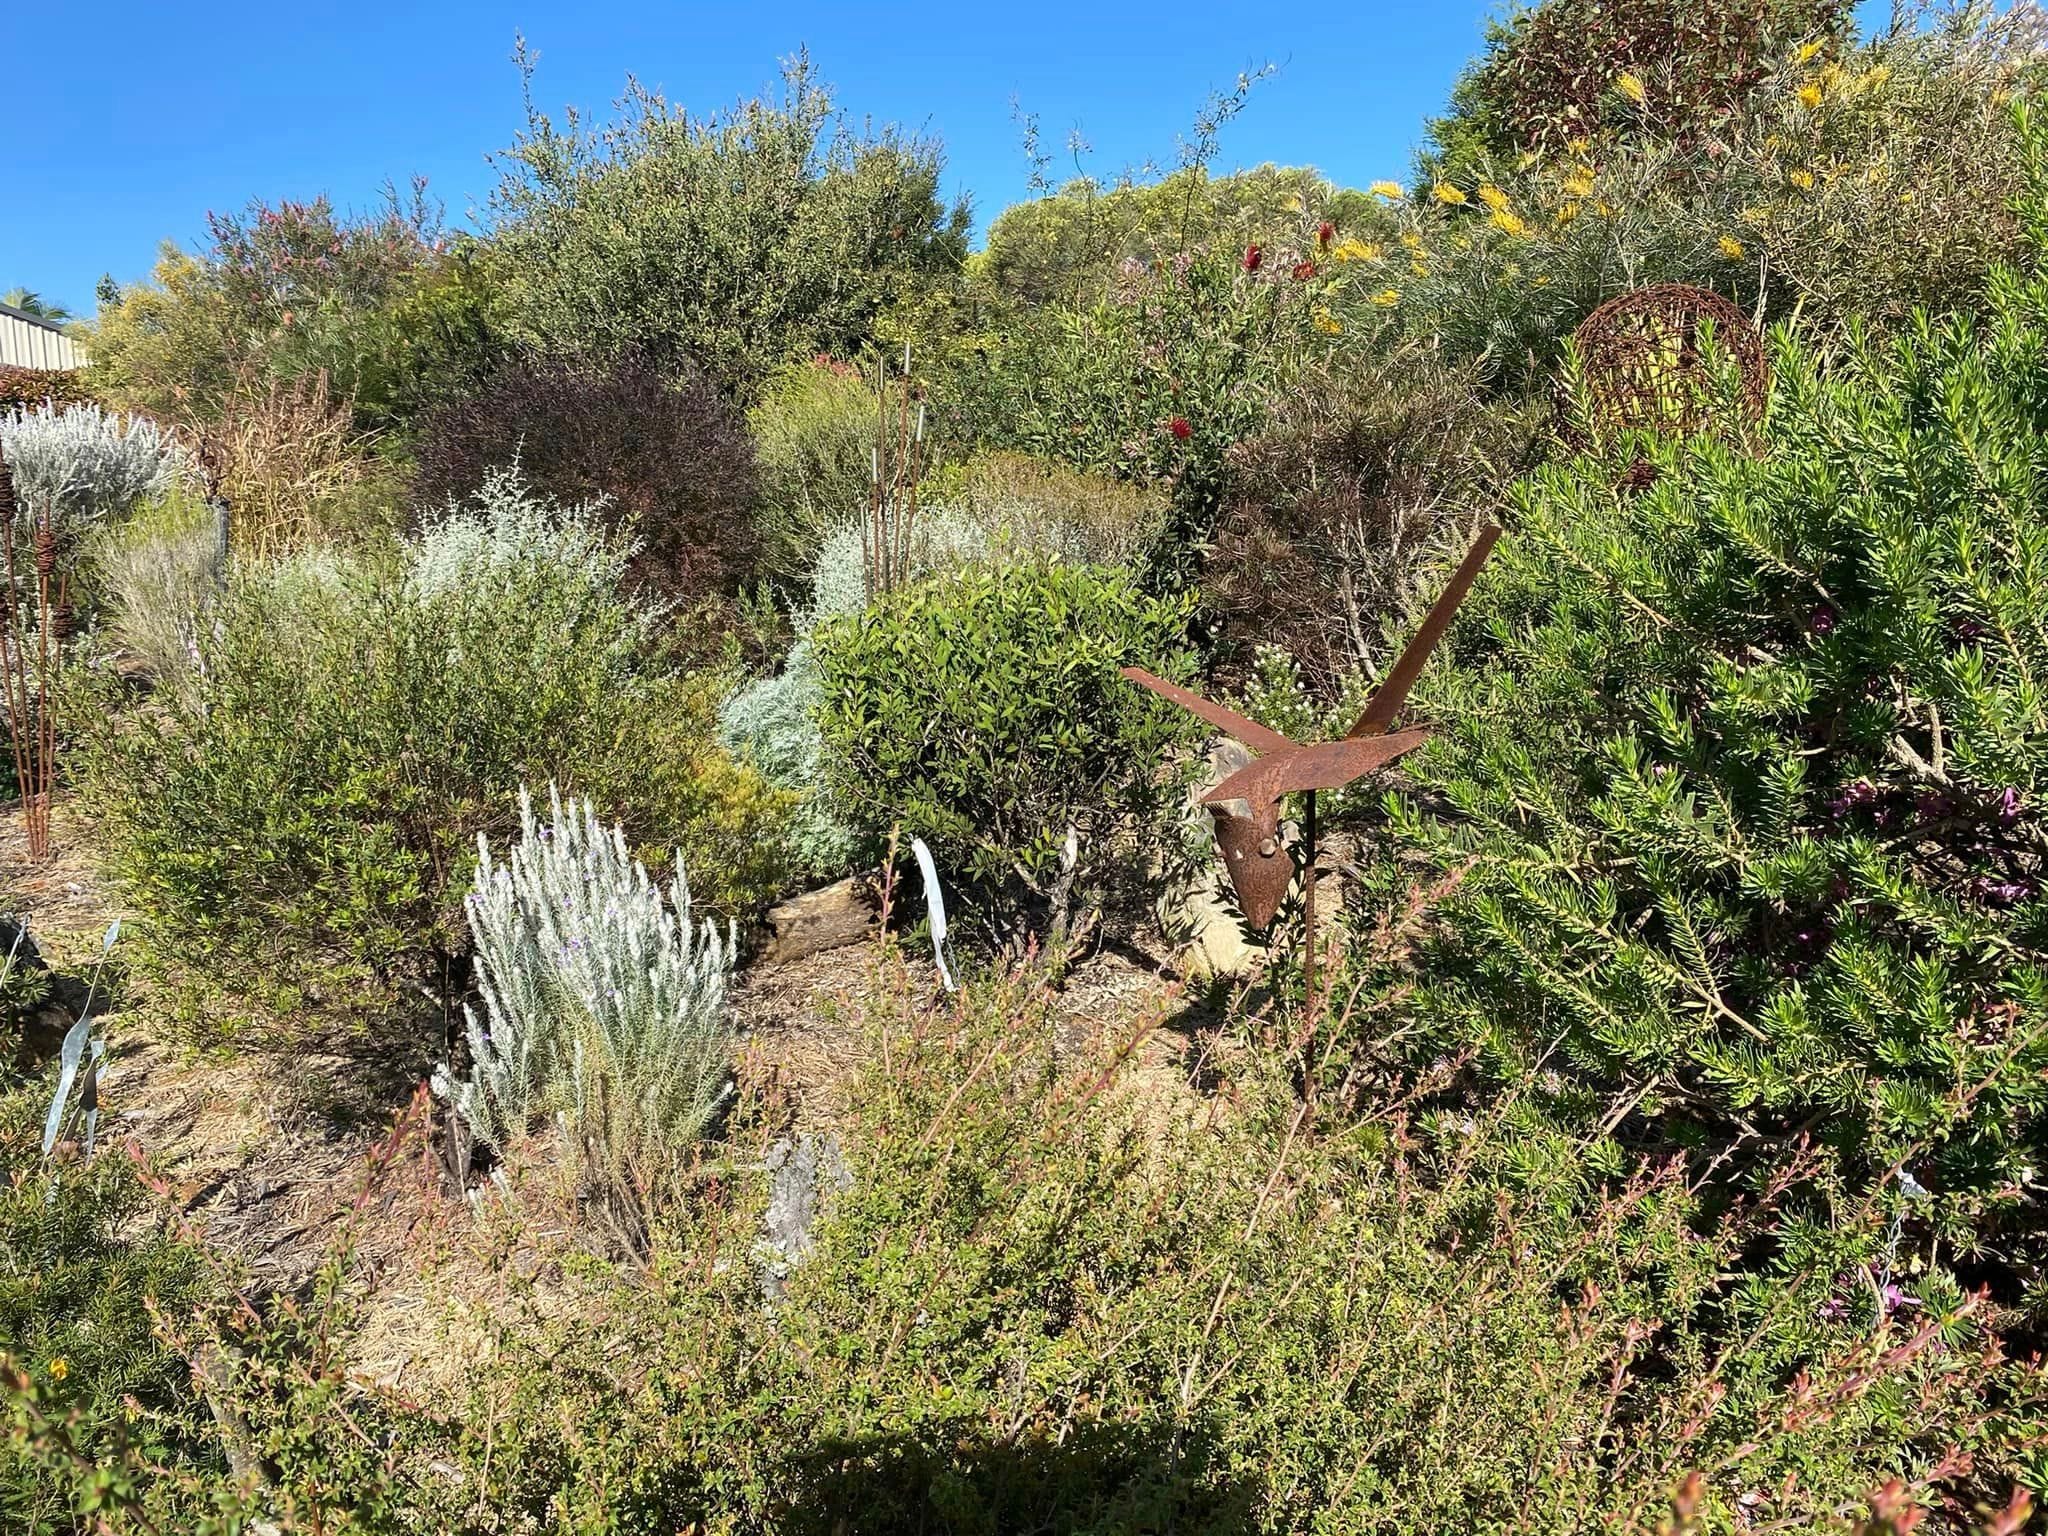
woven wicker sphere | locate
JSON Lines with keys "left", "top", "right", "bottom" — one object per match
{"left": 1570, "top": 284, "right": 1768, "bottom": 441}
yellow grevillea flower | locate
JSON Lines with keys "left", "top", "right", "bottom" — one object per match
{"left": 1562, "top": 167, "right": 1596, "bottom": 199}
{"left": 1555, "top": 202, "right": 1581, "bottom": 227}
{"left": 1864, "top": 64, "right": 1891, "bottom": 90}
{"left": 1433, "top": 182, "right": 1467, "bottom": 205}
{"left": 1789, "top": 168, "right": 1816, "bottom": 190}
{"left": 48, "top": 1358, "right": 68, "bottom": 1382}
{"left": 1567, "top": 136, "right": 1591, "bottom": 156}
{"left": 1410, "top": 258, "right": 1430, "bottom": 276}
{"left": 1370, "top": 288, "right": 1401, "bottom": 307}
{"left": 1738, "top": 205, "right": 1768, "bottom": 225}
{"left": 1312, "top": 308, "right": 1343, "bottom": 334}
{"left": 1796, "top": 39, "right": 1824, "bottom": 64}
{"left": 1477, "top": 183, "right": 1511, "bottom": 212}
{"left": 1331, "top": 238, "right": 1382, "bottom": 263}
{"left": 1400, "top": 231, "right": 1425, "bottom": 251}
{"left": 1491, "top": 208, "right": 1533, "bottom": 238}
{"left": 1369, "top": 180, "right": 1404, "bottom": 201}
{"left": 1797, "top": 81, "right": 1824, "bottom": 110}
{"left": 1593, "top": 199, "right": 1615, "bottom": 216}
{"left": 1616, "top": 72, "right": 1647, "bottom": 105}
{"left": 1718, "top": 235, "right": 1746, "bottom": 260}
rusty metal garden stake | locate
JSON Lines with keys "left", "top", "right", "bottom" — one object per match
{"left": 1123, "top": 525, "right": 1502, "bottom": 1023}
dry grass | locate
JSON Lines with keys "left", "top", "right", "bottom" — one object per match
{"left": 192, "top": 369, "right": 397, "bottom": 559}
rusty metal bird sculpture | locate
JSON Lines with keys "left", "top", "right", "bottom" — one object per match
{"left": 1123, "top": 525, "right": 1501, "bottom": 1008}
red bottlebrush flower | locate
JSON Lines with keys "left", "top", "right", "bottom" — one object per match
{"left": 1242, "top": 244, "right": 1263, "bottom": 273}
{"left": 1291, "top": 259, "right": 1317, "bottom": 281}
{"left": 1167, "top": 416, "right": 1192, "bottom": 441}
{"left": 1317, "top": 220, "right": 1336, "bottom": 248}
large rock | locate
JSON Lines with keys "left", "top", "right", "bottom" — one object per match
{"left": 758, "top": 876, "right": 880, "bottom": 965}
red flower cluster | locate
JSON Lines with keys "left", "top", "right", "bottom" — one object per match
{"left": 1242, "top": 244, "right": 1263, "bottom": 273}
{"left": 1317, "top": 220, "right": 1336, "bottom": 248}
{"left": 1291, "top": 259, "right": 1317, "bottom": 281}
{"left": 1167, "top": 416, "right": 1193, "bottom": 440}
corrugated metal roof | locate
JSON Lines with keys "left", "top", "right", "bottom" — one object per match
{"left": 0, "top": 305, "right": 88, "bottom": 370}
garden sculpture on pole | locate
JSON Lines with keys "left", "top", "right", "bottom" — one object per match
{"left": 1121, "top": 524, "right": 1501, "bottom": 1019}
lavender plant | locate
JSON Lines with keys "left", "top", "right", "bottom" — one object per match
{"left": 437, "top": 785, "right": 735, "bottom": 1187}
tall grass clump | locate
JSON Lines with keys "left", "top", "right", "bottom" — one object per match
{"left": 438, "top": 785, "right": 735, "bottom": 1239}
{"left": 89, "top": 486, "right": 225, "bottom": 704}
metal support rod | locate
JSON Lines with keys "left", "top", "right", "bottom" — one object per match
{"left": 1303, "top": 789, "right": 1318, "bottom": 1026}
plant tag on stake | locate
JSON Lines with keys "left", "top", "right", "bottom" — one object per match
{"left": 910, "top": 837, "right": 956, "bottom": 993}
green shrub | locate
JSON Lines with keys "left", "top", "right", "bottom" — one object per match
{"left": 0, "top": 1086, "right": 219, "bottom": 1531}
{"left": 975, "top": 162, "right": 1374, "bottom": 309}
{"left": 1371, "top": 272, "right": 2048, "bottom": 1300}
{"left": 76, "top": 470, "right": 789, "bottom": 1029}
{"left": 944, "top": 245, "right": 1328, "bottom": 586}
{"left": 813, "top": 563, "right": 1197, "bottom": 943}
{"left": 489, "top": 52, "right": 969, "bottom": 397}
{"left": 924, "top": 451, "right": 1168, "bottom": 571}
{"left": 747, "top": 357, "right": 878, "bottom": 585}
{"left": 1424, "top": 0, "right": 1850, "bottom": 176}
{"left": 54, "top": 965, "right": 2045, "bottom": 1532}
{"left": 86, "top": 185, "right": 450, "bottom": 425}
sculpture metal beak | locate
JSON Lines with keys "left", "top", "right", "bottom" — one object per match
{"left": 1123, "top": 525, "right": 1500, "bottom": 929}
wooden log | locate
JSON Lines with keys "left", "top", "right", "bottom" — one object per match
{"left": 759, "top": 877, "right": 880, "bottom": 965}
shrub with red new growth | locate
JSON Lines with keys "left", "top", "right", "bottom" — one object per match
{"left": 411, "top": 348, "right": 757, "bottom": 599}
{"left": 0, "top": 367, "right": 97, "bottom": 413}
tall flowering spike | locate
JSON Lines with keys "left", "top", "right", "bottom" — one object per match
{"left": 0, "top": 453, "right": 15, "bottom": 525}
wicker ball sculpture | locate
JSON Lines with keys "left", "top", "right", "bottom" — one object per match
{"left": 1569, "top": 283, "right": 1768, "bottom": 442}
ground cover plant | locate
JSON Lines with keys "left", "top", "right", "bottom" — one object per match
{"left": 8, "top": 1, "right": 2048, "bottom": 1528}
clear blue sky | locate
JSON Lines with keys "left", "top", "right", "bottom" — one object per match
{"left": 7, "top": 0, "right": 1890, "bottom": 316}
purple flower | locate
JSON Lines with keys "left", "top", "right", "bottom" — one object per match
{"left": 1996, "top": 787, "right": 2022, "bottom": 824}
{"left": 1809, "top": 605, "right": 1837, "bottom": 636}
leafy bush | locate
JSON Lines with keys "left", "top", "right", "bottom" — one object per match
{"left": 1373, "top": 271, "right": 2048, "bottom": 1300}
{"left": 813, "top": 563, "right": 1197, "bottom": 943}
{"left": 746, "top": 357, "right": 877, "bottom": 584}
{"left": 488, "top": 52, "right": 970, "bottom": 396}
{"left": 0, "top": 1086, "right": 219, "bottom": 1530}
{"left": 975, "top": 162, "right": 1374, "bottom": 309}
{"left": 1426, "top": 0, "right": 1850, "bottom": 175}
{"left": 53, "top": 966, "right": 2047, "bottom": 1531}
{"left": 77, "top": 469, "right": 788, "bottom": 1026}
{"left": 439, "top": 786, "right": 734, "bottom": 1238}
{"left": 0, "top": 403, "right": 185, "bottom": 535}
{"left": 85, "top": 185, "right": 450, "bottom": 423}
{"left": 0, "top": 368, "right": 94, "bottom": 414}
{"left": 946, "top": 245, "right": 1327, "bottom": 585}
{"left": 1374, "top": 7, "right": 2042, "bottom": 388}
{"left": 410, "top": 347, "right": 757, "bottom": 599}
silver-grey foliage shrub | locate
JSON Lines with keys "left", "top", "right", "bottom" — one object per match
{"left": 409, "top": 464, "right": 638, "bottom": 614}
{"left": 0, "top": 403, "right": 187, "bottom": 532}
{"left": 436, "top": 785, "right": 735, "bottom": 1168}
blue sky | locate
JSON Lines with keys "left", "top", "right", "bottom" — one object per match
{"left": 7, "top": 1, "right": 1888, "bottom": 316}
